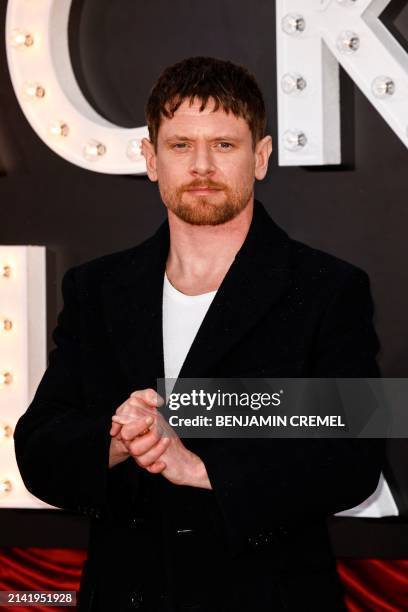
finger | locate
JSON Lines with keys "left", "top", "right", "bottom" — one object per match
{"left": 112, "top": 410, "right": 160, "bottom": 427}
{"left": 112, "top": 414, "right": 137, "bottom": 425}
{"left": 114, "top": 393, "right": 158, "bottom": 422}
{"left": 117, "top": 416, "right": 154, "bottom": 441}
{"left": 117, "top": 412, "right": 160, "bottom": 431}
{"left": 130, "top": 388, "right": 165, "bottom": 408}
{"left": 133, "top": 437, "right": 170, "bottom": 467}
{"left": 145, "top": 461, "right": 167, "bottom": 474}
{"left": 120, "top": 418, "right": 158, "bottom": 442}
{"left": 126, "top": 428, "right": 162, "bottom": 455}
{"left": 110, "top": 421, "right": 122, "bottom": 437}
{"left": 116, "top": 398, "right": 155, "bottom": 419}
{"left": 127, "top": 396, "right": 157, "bottom": 411}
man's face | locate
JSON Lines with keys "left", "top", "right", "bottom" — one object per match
{"left": 142, "top": 98, "right": 271, "bottom": 226}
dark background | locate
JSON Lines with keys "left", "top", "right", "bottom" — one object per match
{"left": 1, "top": 0, "right": 407, "bottom": 553}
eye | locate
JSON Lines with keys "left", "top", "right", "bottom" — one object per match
{"left": 216, "top": 142, "right": 233, "bottom": 149}
{"left": 172, "top": 143, "right": 189, "bottom": 150}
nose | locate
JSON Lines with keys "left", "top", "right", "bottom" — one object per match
{"left": 189, "top": 142, "right": 215, "bottom": 176}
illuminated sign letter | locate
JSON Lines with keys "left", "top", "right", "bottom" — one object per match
{"left": 6, "top": 0, "right": 148, "bottom": 175}
{"left": 276, "top": 0, "right": 408, "bottom": 165}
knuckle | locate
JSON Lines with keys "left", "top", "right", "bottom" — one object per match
{"left": 129, "top": 441, "right": 140, "bottom": 455}
{"left": 137, "top": 456, "right": 148, "bottom": 468}
{"left": 150, "top": 448, "right": 161, "bottom": 461}
{"left": 143, "top": 388, "right": 157, "bottom": 402}
{"left": 150, "top": 431, "right": 159, "bottom": 444}
{"left": 131, "top": 389, "right": 149, "bottom": 399}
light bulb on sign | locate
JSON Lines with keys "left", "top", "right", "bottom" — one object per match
{"left": 337, "top": 31, "right": 360, "bottom": 54}
{"left": 281, "top": 73, "right": 307, "bottom": 95}
{"left": 10, "top": 29, "right": 34, "bottom": 48}
{"left": 49, "top": 121, "right": 69, "bottom": 138}
{"left": 0, "top": 423, "right": 12, "bottom": 440}
{"left": 371, "top": 76, "right": 395, "bottom": 98}
{"left": 0, "top": 372, "right": 12, "bottom": 386}
{"left": 83, "top": 140, "right": 107, "bottom": 161}
{"left": 0, "top": 480, "right": 12, "bottom": 495}
{"left": 1, "top": 265, "right": 11, "bottom": 278}
{"left": 126, "top": 139, "right": 143, "bottom": 161}
{"left": 281, "top": 14, "right": 306, "bottom": 36}
{"left": 283, "top": 130, "right": 308, "bottom": 152}
{"left": 22, "top": 82, "right": 46, "bottom": 101}
{"left": 2, "top": 319, "right": 13, "bottom": 332}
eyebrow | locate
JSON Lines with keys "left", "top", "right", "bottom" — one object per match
{"left": 164, "top": 135, "right": 243, "bottom": 143}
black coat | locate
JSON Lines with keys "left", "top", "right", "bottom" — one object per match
{"left": 14, "top": 200, "right": 384, "bottom": 612}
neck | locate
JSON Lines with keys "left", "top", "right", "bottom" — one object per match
{"left": 165, "top": 197, "right": 254, "bottom": 295}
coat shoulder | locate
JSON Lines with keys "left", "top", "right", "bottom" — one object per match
{"left": 64, "top": 231, "right": 158, "bottom": 288}
{"left": 256, "top": 201, "right": 370, "bottom": 290}
{"left": 289, "top": 236, "right": 371, "bottom": 293}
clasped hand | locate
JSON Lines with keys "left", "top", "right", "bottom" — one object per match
{"left": 109, "top": 388, "right": 211, "bottom": 489}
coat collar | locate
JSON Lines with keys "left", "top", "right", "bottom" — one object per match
{"left": 102, "top": 200, "right": 292, "bottom": 391}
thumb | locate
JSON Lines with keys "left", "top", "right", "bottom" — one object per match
{"left": 110, "top": 421, "right": 122, "bottom": 437}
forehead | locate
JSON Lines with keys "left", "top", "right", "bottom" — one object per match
{"left": 158, "top": 97, "right": 251, "bottom": 139}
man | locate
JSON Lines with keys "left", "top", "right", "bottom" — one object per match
{"left": 14, "top": 57, "right": 383, "bottom": 611}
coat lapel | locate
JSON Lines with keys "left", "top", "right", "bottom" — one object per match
{"left": 177, "top": 200, "right": 292, "bottom": 378}
{"left": 101, "top": 219, "right": 169, "bottom": 393}
{"left": 101, "top": 200, "right": 292, "bottom": 391}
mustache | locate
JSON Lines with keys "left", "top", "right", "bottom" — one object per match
{"left": 182, "top": 180, "right": 225, "bottom": 190}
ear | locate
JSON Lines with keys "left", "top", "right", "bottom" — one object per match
{"left": 141, "top": 138, "right": 158, "bottom": 182}
{"left": 254, "top": 135, "right": 273, "bottom": 180}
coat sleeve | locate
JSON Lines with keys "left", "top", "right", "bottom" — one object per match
{"left": 13, "top": 267, "right": 136, "bottom": 519}
{"left": 196, "top": 268, "right": 385, "bottom": 553}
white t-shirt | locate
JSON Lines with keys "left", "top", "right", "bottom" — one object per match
{"left": 162, "top": 272, "right": 217, "bottom": 386}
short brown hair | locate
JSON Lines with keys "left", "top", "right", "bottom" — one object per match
{"left": 145, "top": 56, "right": 266, "bottom": 149}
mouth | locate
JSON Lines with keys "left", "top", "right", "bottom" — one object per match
{"left": 185, "top": 187, "right": 222, "bottom": 194}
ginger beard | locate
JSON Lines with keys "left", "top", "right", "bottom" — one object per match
{"left": 159, "top": 178, "right": 253, "bottom": 226}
